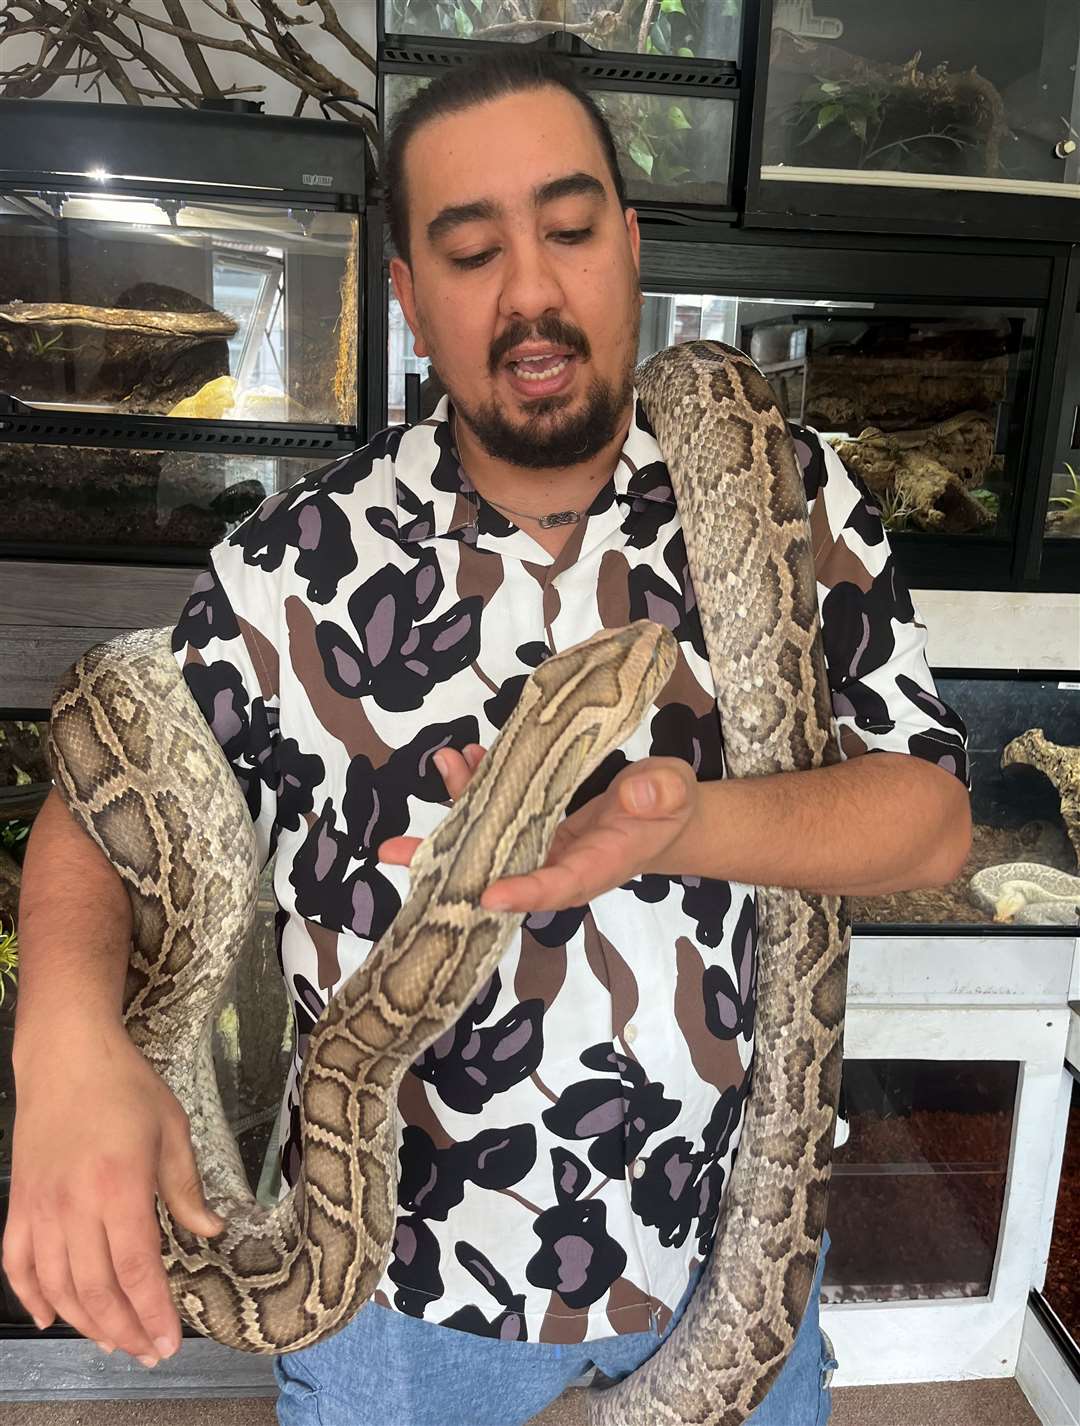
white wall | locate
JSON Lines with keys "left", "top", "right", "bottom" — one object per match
{"left": 914, "top": 590, "right": 1080, "bottom": 671}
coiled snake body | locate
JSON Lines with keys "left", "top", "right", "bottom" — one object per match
{"left": 48, "top": 342, "right": 849, "bottom": 1424}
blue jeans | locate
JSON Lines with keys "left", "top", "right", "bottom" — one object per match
{"left": 275, "top": 1229, "right": 836, "bottom": 1426}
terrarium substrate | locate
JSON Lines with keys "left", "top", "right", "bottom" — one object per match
{"left": 823, "top": 1107, "right": 1010, "bottom": 1304}
{"left": 852, "top": 818, "right": 1077, "bottom": 927}
{"left": 1043, "top": 1080, "right": 1080, "bottom": 1342}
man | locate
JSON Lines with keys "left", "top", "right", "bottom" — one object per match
{"left": 6, "top": 49, "right": 970, "bottom": 1426}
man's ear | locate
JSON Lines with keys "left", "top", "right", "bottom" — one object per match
{"left": 624, "top": 206, "right": 641, "bottom": 277}
{"left": 390, "top": 255, "right": 429, "bottom": 359}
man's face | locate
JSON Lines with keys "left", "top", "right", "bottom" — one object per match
{"left": 390, "top": 85, "right": 642, "bottom": 470}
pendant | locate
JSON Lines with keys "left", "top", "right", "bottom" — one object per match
{"left": 537, "top": 510, "right": 580, "bottom": 528}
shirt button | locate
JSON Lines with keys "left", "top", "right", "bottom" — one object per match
{"left": 631, "top": 1159, "right": 646, "bottom": 1180}
{"left": 624, "top": 1023, "right": 638, "bottom": 1042}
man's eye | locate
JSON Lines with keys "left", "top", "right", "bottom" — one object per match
{"left": 450, "top": 228, "right": 593, "bottom": 271}
{"left": 452, "top": 249, "right": 496, "bottom": 270}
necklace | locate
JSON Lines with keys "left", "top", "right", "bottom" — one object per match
{"left": 484, "top": 497, "right": 583, "bottom": 529}
{"left": 450, "top": 411, "right": 587, "bottom": 529}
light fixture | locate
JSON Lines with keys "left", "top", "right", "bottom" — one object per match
{"left": 88, "top": 166, "right": 111, "bottom": 183}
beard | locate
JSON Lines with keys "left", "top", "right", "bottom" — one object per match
{"left": 449, "top": 366, "right": 635, "bottom": 469}
{"left": 430, "top": 300, "right": 641, "bottom": 470}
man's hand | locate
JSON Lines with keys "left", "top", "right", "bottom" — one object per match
{"left": 378, "top": 745, "right": 697, "bottom": 911}
{"left": 4, "top": 1021, "right": 225, "bottom": 1366}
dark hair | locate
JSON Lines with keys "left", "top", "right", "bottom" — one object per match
{"left": 384, "top": 50, "right": 629, "bottom": 264}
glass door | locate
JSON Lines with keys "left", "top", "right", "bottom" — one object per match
{"left": 761, "top": 0, "right": 1080, "bottom": 200}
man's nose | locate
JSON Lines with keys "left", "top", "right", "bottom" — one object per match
{"left": 497, "top": 238, "right": 566, "bottom": 323}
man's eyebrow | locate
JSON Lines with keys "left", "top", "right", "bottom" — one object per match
{"left": 425, "top": 171, "right": 607, "bottom": 246}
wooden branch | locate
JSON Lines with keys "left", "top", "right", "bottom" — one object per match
{"left": 162, "top": 0, "right": 222, "bottom": 97}
{"left": 296, "top": 0, "right": 375, "bottom": 72}
{"left": 88, "top": 2, "right": 206, "bottom": 105}
{"left": 636, "top": 0, "right": 659, "bottom": 54}
{"left": 0, "top": 35, "right": 81, "bottom": 97}
{"left": 2, "top": 0, "right": 379, "bottom": 149}
{"left": 0, "top": 301, "right": 238, "bottom": 338}
{"left": 455, "top": 18, "right": 596, "bottom": 40}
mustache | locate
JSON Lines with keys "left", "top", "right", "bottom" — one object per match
{"left": 489, "top": 316, "right": 590, "bottom": 373}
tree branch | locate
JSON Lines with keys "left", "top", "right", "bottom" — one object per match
{"left": 296, "top": 0, "right": 375, "bottom": 73}
{"left": 161, "top": 0, "right": 222, "bottom": 98}
{"left": 1, "top": 0, "right": 378, "bottom": 149}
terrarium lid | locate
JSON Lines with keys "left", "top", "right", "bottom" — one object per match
{"left": 0, "top": 98, "right": 369, "bottom": 205}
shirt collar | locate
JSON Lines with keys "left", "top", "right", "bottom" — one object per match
{"left": 391, "top": 390, "right": 676, "bottom": 545}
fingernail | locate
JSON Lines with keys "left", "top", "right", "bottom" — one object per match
{"left": 33, "top": 1315, "right": 50, "bottom": 1331}
{"left": 96, "top": 1341, "right": 116, "bottom": 1355}
{"left": 137, "top": 1354, "right": 159, "bottom": 1369}
{"left": 154, "top": 1336, "right": 176, "bottom": 1358}
{"left": 433, "top": 751, "right": 447, "bottom": 776}
{"left": 628, "top": 778, "right": 655, "bottom": 809}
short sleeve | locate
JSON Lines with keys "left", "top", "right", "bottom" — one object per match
{"left": 793, "top": 426, "right": 970, "bottom": 788}
{"left": 170, "top": 551, "right": 280, "bottom": 870}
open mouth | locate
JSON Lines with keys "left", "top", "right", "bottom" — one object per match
{"left": 504, "top": 352, "right": 577, "bottom": 397}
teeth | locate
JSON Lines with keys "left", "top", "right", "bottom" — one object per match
{"left": 512, "top": 356, "right": 570, "bottom": 381}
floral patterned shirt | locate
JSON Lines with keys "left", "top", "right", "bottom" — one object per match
{"left": 171, "top": 390, "right": 968, "bottom": 1345}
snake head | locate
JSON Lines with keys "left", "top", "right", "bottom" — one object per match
{"left": 526, "top": 620, "right": 678, "bottom": 756}
{"left": 992, "top": 885, "right": 1028, "bottom": 922}
{"left": 455, "top": 620, "right": 679, "bottom": 881}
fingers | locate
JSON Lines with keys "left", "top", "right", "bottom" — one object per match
{"left": 13, "top": 1172, "right": 174, "bottom": 1365}
{"left": 1, "top": 1209, "right": 53, "bottom": 1332}
{"left": 434, "top": 744, "right": 485, "bottom": 800}
{"left": 157, "top": 1108, "right": 226, "bottom": 1241}
{"left": 2, "top": 1100, "right": 223, "bottom": 1367}
{"left": 72, "top": 1211, "right": 176, "bottom": 1363}
{"left": 481, "top": 863, "right": 586, "bottom": 913}
{"left": 381, "top": 745, "right": 489, "bottom": 867}
{"left": 377, "top": 835, "right": 422, "bottom": 865}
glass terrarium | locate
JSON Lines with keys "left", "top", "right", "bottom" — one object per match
{"left": 0, "top": 444, "right": 327, "bottom": 563}
{"left": 388, "top": 284, "right": 1037, "bottom": 544}
{"left": 637, "top": 291, "right": 1033, "bottom": 542}
{"left": 380, "top": 0, "right": 743, "bottom": 211}
{"left": 0, "top": 103, "right": 365, "bottom": 570}
{"left": 854, "top": 674, "right": 1080, "bottom": 931}
{"left": 382, "top": 69, "right": 735, "bottom": 209}
{"left": 383, "top": 1, "right": 743, "bottom": 60}
{"left": 762, "top": 0, "right": 1080, "bottom": 199}
{"left": 824, "top": 1059, "right": 1017, "bottom": 1304}
{"left": 0, "top": 190, "right": 359, "bottom": 427}
{"left": 0, "top": 717, "right": 292, "bottom": 1329}
{"left": 1045, "top": 298, "right": 1080, "bottom": 547}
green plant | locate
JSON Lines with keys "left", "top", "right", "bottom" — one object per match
{"left": 875, "top": 485, "right": 917, "bottom": 532}
{"left": 968, "top": 487, "right": 1000, "bottom": 519}
{"left": 785, "top": 75, "right": 973, "bottom": 173}
{"left": 0, "top": 918, "right": 17, "bottom": 1008}
{"left": 1050, "top": 462, "right": 1080, "bottom": 519}
{"left": 606, "top": 91, "right": 696, "bottom": 184}
{"left": 28, "top": 328, "right": 76, "bottom": 357}
{"left": 0, "top": 820, "right": 30, "bottom": 856}
{"left": 788, "top": 78, "right": 885, "bottom": 150}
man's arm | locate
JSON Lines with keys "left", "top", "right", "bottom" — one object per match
{"left": 382, "top": 743, "right": 970, "bottom": 913}
{"left": 652, "top": 750, "right": 971, "bottom": 894}
{"left": 5, "top": 789, "right": 224, "bottom": 1367}
{"left": 13, "top": 788, "right": 132, "bottom": 1043}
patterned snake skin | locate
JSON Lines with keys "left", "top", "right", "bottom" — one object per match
{"left": 47, "top": 341, "right": 849, "bottom": 1424}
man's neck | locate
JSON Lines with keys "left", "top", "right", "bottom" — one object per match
{"left": 450, "top": 405, "right": 633, "bottom": 528}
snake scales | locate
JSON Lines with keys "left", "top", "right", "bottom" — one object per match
{"left": 48, "top": 341, "right": 850, "bottom": 1425}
